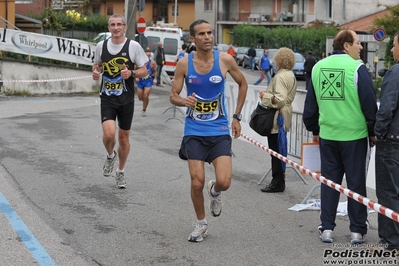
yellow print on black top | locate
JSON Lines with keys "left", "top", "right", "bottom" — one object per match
{"left": 188, "top": 93, "right": 225, "bottom": 122}
{"left": 319, "top": 68, "right": 345, "bottom": 100}
{"left": 101, "top": 57, "right": 129, "bottom": 96}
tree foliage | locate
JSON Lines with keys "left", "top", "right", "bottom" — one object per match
{"left": 42, "top": 8, "right": 64, "bottom": 36}
{"left": 35, "top": 10, "right": 109, "bottom": 32}
{"left": 232, "top": 22, "right": 338, "bottom": 56}
{"left": 373, "top": 4, "right": 399, "bottom": 68}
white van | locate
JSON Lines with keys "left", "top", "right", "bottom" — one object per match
{"left": 144, "top": 23, "right": 184, "bottom": 77}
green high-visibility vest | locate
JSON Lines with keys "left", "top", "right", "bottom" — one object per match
{"left": 311, "top": 54, "right": 368, "bottom": 141}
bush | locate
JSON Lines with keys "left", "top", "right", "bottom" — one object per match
{"left": 232, "top": 23, "right": 338, "bottom": 56}
{"left": 33, "top": 9, "right": 109, "bottom": 33}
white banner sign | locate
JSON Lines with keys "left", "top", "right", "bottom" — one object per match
{"left": 0, "top": 28, "right": 96, "bottom": 66}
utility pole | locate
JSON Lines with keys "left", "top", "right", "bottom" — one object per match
{"left": 174, "top": 0, "right": 177, "bottom": 24}
{"left": 125, "top": 0, "right": 137, "bottom": 40}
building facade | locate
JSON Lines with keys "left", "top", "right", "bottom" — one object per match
{"left": 195, "top": 0, "right": 398, "bottom": 44}
{"left": 11, "top": 0, "right": 195, "bottom": 33}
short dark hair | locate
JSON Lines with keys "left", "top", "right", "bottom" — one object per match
{"left": 189, "top": 19, "right": 209, "bottom": 37}
{"left": 333, "top": 30, "right": 355, "bottom": 51}
{"left": 395, "top": 31, "right": 399, "bottom": 43}
{"left": 182, "top": 43, "right": 187, "bottom": 50}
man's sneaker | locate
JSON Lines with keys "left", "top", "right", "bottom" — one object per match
{"left": 115, "top": 171, "right": 127, "bottom": 189}
{"left": 319, "top": 227, "right": 334, "bottom": 243}
{"left": 351, "top": 232, "right": 365, "bottom": 244}
{"left": 188, "top": 222, "right": 208, "bottom": 242}
{"left": 142, "top": 110, "right": 146, "bottom": 117}
{"left": 103, "top": 151, "right": 117, "bottom": 177}
{"left": 207, "top": 180, "right": 222, "bottom": 217}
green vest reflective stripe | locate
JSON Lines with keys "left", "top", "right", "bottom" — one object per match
{"left": 311, "top": 54, "right": 368, "bottom": 141}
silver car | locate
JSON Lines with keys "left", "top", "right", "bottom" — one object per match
{"left": 235, "top": 47, "right": 249, "bottom": 66}
{"left": 242, "top": 48, "right": 263, "bottom": 69}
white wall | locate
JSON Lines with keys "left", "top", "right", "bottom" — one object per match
{"left": 332, "top": 0, "right": 399, "bottom": 25}
{"left": 0, "top": 60, "right": 98, "bottom": 95}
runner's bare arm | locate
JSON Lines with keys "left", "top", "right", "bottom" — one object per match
{"left": 170, "top": 57, "right": 196, "bottom": 107}
{"left": 221, "top": 53, "right": 248, "bottom": 115}
{"left": 134, "top": 63, "right": 148, "bottom": 79}
{"left": 221, "top": 53, "right": 248, "bottom": 138}
{"left": 151, "top": 60, "right": 157, "bottom": 81}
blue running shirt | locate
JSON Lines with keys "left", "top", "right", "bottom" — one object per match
{"left": 184, "top": 50, "right": 229, "bottom": 136}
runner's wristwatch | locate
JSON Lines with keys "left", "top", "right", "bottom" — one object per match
{"left": 233, "top": 114, "right": 242, "bottom": 121}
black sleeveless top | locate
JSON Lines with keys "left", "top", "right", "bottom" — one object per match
{"left": 100, "top": 39, "right": 135, "bottom": 106}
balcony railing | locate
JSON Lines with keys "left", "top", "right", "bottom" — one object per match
{"left": 217, "top": 12, "right": 304, "bottom": 23}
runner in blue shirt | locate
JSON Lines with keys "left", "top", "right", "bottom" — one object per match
{"left": 170, "top": 19, "right": 248, "bottom": 243}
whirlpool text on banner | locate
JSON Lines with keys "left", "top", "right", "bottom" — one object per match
{"left": 0, "top": 27, "right": 96, "bottom": 66}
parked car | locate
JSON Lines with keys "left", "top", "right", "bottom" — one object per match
{"left": 242, "top": 48, "right": 264, "bottom": 69}
{"left": 93, "top": 32, "right": 111, "bottom": 42}
{"left": 215, "top": 43, "right": 230, "bottom": 53}
{"left": 271, "top": 52, "right": 306, "bottom": 79}
{"left": 93, "top": 32, "right": 138, "bottom": 43}
{"left": 235, "top": 46, "right": 249, "bottom": 66}
{"left": 292, "top": 52, "right": 306, "bottom": 79}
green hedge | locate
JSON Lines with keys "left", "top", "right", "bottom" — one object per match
{"left": 232, "top": 23, "right": 338, "bottom": 56}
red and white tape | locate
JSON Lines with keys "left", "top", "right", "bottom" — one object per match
{"left": 240, "top": 132, "right": 399, "bottom": 223}
{"left": 0, "top": 75, "right": 92, "bottom": 83}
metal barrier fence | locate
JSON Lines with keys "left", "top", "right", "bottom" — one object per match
{"left": 287, "top": 111, "right": 313, "bottom": 159}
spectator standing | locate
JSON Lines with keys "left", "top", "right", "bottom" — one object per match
{"left": 153, "top": 42, "right": 165, "bottom": 87}
{"left": 227, "top": 44, "right": 236, "bottom": 59}
{"left": 303, "top": 30, "right": 377, "bottom": 244}
{"left": 247, "top": 44, "right": 257, "bottom": 71}
{"left": 92, "top": 14, "right": 149, "bottom": 189}
{"left": 374, "top": 30, "right": 399, "bottom": 252}
{"left": 254, "top": 49, "right": 272, "bottom": 86}
{"left": 259, "top": 48, "right": 297, "bottom": 193}
{"left": 170, "top": 19, "right": 248, "bottom": 242}
{"left": 304, "top": 51, "right": 317, "bottom": 90}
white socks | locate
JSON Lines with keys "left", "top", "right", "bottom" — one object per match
{"left": 198, "top": 218, "right": 207, "bottom": 225}
{"left": 211, "top": 185, "right": 220, "bottom": 197}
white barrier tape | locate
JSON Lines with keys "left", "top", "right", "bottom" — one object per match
{"left": 0, "top": 75, "right": 92, "bottom": 83}
{"left": 240, "top": 132, "right": 399, "bottom": 223}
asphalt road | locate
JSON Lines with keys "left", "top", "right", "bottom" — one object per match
{"left": 0, "top": 69, "right": 393, "bottom": 266}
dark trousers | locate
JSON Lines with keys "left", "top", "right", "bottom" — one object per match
{"left": 375, "top": 139, "right": 399, "bottom": 250}
{"left": 305, "top": 71, "right": 312, "bottom": 90}
{"left": 156, "top": 65, "right": 163, "bottom": 85}
{"left": 319, "top": 137, "right": 368, "bottom": 235}
{"left": 267, "top": 133, "right": 285, "bottom": 186}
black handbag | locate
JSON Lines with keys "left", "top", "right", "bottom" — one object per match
{"left": 249, "top": 103, "right": 278, "bottom": 136}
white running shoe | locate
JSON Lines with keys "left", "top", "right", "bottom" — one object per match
{"left": 115, "top": 171, "right": 127, "bottom": 189}
{"left": 142, "top": 110, "right": 146, "bottom": 117}
{"left": 351, "top": 232, "right": 366, "bottom": 244}
{"left": 103, "top": 151, "right": 117, "bottom": 177}
{"left": 188, "top": 222, "right": 208, "bottom": 242}
{"left": 207, "top": 180, "right": 222, "bottom": 217}
{"left": 319, "top": 228, "right": 334, "bottom": 243}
